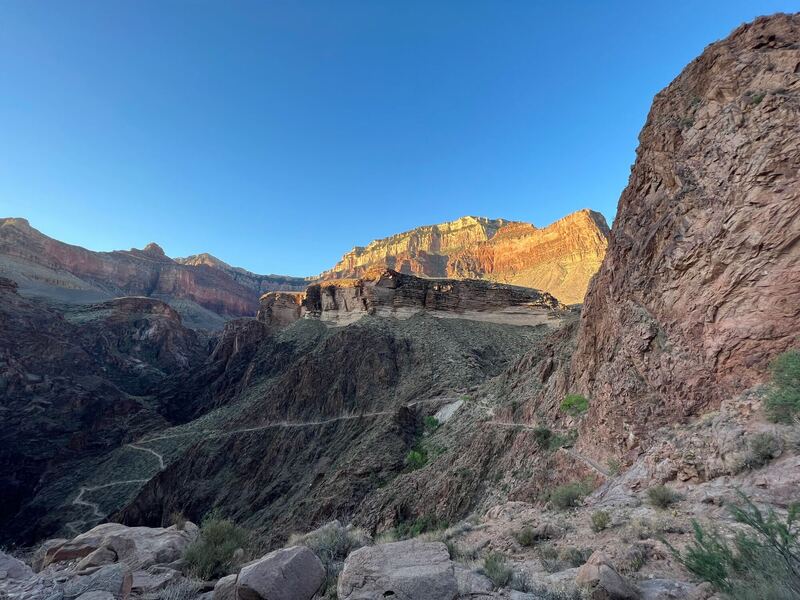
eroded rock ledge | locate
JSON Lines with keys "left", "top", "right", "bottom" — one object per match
{"left": 258, "top": 269, "right": 566, "bottom": 328}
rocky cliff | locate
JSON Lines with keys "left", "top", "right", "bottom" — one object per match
{"left": 0, "top": 218, "right": 299, "bottom": 329}
{"left": 322, "top": 211, "right": 609, "bottom": 304}
{"left": 259, "top": 269, "right": 566, "bottom": 328}
{"left": 175, "top": 252, "right": 309, "bottom": 294}
{"left": 569, "top": 13, "right": 800, "bottom": 452}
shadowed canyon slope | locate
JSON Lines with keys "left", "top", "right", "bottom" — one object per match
{"left": 322, "top": 210, "right": 609, "bottom": 304}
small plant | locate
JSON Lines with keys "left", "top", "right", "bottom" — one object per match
{"left": 590, "top": 510, "right": 611, "bottom": 533}
{"left": 622, "top": 543, "right": 650, "bottom": 573}
{"left": 532, "top": 425, "right": 552, "bottom": 450}
{"left": 405, "top": 448, "right": 428, "bottom": 470}
{"left": 393, "top": 514, "right": 448, "bottom": 540}
{"left": 169, "top": 510, "right": 187, "bottom": 531}
{"left": 765, "top": 349, "right": 800, "bottom": 423}
{"left": 558, "top": 545, "right": 592, "bottom": 567}
{"left": 606, "top": 458, "right": 621, "bottom": 475}
{"left": 183, "top": 510, "right": 249, "bottom": 580}
{"left": 549, "top": 480, "right": 592, "bottom": 510}
{"left": 423, "top": 415, "right": 440, "bottom": 433}
{"left": 560, "top": 394, "right": 589, "bottom": 417}
{"left": 740, "top": 432, "right": 784, "bottom": 470}
{"left": 668, "top": 492, "right": 800, "bottom": 598}
{"left": 482, "top": 552, "right": 513, "bottom": 588}
{"left": 647, "top": 485, "right": 681, "bottom": 509}
{"left": 513, "top": 526, "right": 536, "bottom": 547}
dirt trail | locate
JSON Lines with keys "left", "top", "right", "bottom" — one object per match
{"left": 65, "top": 397, "right": 454, "bottom": 534}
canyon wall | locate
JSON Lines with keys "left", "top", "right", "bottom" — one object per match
{"left": 323, "top": 211, "right": 609, "bottom": 304}
{"left": 571, "top": 13, "right": 800, "bottom": 451}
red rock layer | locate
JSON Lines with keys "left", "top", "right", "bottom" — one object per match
{"left": 571, "top": 14, "right": 800, "bottom": 451}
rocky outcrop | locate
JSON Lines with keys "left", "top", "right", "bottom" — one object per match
{"left": 175, "top": 253, "right": 309, "bottom": 294}
{"left": 571, "top": 13, "right": 800, "bottom": 452}
{"left": 259, "top": 269, "right": 566, "bottom": 328}
{"left": 236, "top": 546, "right": 325, "bottom": 600}
{"left": 322, "top": 212, "right": 609, "bottom": 304}
{"left": 0, "top": 218, "right": 296, "bottom": 328}
{"left": 337, "top": 540, "right": 458, "bottom": 600}
{"left": 0, "top": 279, "right": 206, "bottom": 546}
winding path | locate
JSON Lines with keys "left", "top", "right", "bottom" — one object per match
{"left": 65, "top": 397, "right": 454, "bottom": 532}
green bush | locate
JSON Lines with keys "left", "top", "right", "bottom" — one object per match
{"left": 669, "top": 492, "right": 800, "bottom": 599}
{"left": 607, "top": 458, "right": 621, "bottom": 475}
{"left": 423, "top": 415, "right": 440, "bottom": 433}
{"left": 550, "top": 480, "right": 592, "bottom": 510}
{"left": 482, "top": 552, "right": 512, "bottom": 588}
{"left": 513, "top": 526, "right": 536, "bottom": 547}
{"left": 765, "top": 350, "right": 800, "bottom": 423}
{"left": 183, "top": 510, "right": 249, "bottom": 580}
{"left": 558, "top": 545, "right": 592, "bottom": 567}
{"left": 288, "top": 521, "right": 370, "bottom": 595}
{"left": 591, "top": 510, "right": 611, "bottom": 533}
{"left": 647, "top": 485, "right": 681, "bottom": 509}
{"left": 532, "top": 426, "right": 552, "bottom": 450}
{"left": 394, "top": 514, "right": 448, "bottom": 540}
{"left": 405, "top": 448, "right": 428, "bottom": 470}
{"left": 560, "top": 394, "right": 589, "bottom": 417}
{"left": 740, "top": 432, "right": 784, "bottom": 470}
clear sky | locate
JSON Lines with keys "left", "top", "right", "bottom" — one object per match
{"left": 1, "top": 1, "right": 796, "bottom": 276}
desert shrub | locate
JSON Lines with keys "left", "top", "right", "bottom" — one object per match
{"left": 169, "top": 510, "right": 186, "bottom": 531}
{"left": 765, "top": 349, "right": 800, "bottom": 423}
{"left": 549, "top": 429, "right": 578, "bottom": 450}
{"left": 740, "top": 432, "right": 784, "bottom": 470}
{"left": 183, "top": 510, "right": 249, "bottom": 580}
{"left": 606, "top": 458, "right": 621, "bottom": 475}
{"left": 513, "top": 526, "right": 537, "bottom": 547}
{"left": 647, "top": 485, "right": 681, "bottom": 509}
{"left": 558, "top": 545, "right": 592, "bottom": 567}
{"left": 550, "top": 480, "right": 591, "bottom": 510}
{"left": 482, "top": 552, "right": 513, "bottom": 588}
{"left": 669, "top": 492, "right": 800, "bottom": 599}
{"left": 405, "top": 448, "right": 428, "bottom": 470}
{"left": 590, "top": 510, "right": 611, "bottom": 533}
{"left": 288, "top": 520, "right": 370, "bottom": 595}
{"left": 394, "top": 514, "right": 448, "bottom": 540}
{"left": 560, "top": 394, "right": 589, "bottom": 417}
{"left": 621, "top": 543, "right": 650, "bottom": 573}
{"left": 533, "top": 426, "right": 552, "bottom": 450}
{"left": 423, "top": 415, "right": 440, "bottom": 433}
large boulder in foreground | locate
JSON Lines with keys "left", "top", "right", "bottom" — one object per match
{"left": 571, "top": 13, "right": 800, "bottom": 452}
{"left": 337, "top": 539, "right": 458, "bottom": 600}
{"left": 236, "top": 545, "right": 324, "bottom": 600}
{"left": 43, "top": 522, "right": 198, "bottom": 569}
{"left": 576, "top": 551, "right": 640, "bottom": 600}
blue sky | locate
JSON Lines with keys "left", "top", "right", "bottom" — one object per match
{"left": 1, "top": 1, "right": 796, "bottom": 276}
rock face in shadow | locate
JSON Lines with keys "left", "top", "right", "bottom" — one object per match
{"left": 322, "top": 212, "right": 609, "bottom": 304}
{"left": 259, "top": 269, "right": 566, "bottom": 329}
{"left": 571, "top": 14, "right": 800, "bottom": 451}
{"left": 0, "top": 277, "right": 206, "bottom": 545}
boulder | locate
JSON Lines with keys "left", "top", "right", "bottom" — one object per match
{"left": 213, "top": 574, "right": 237, "bottom": 600}
{"left": 236, "top": 546, "right": 324, "bottom": 600}
{"left": 0, "top": 550, "right": 34, "bottom": 580}
{"left": 33, "top": 539, "right": 68, "bottom": 572}
{"left": 638, "top": 579, "right": 712, "bottom": 600}
{"left": 76, "top": 547, "right": 117, "bottom": 571}
{"left": 455, "top": 566, "right": 493, "bottom": 594}
{"left": 75, "top": 593, "right": 115, "bottom": 600}
{"left": 575, "top": 551, "right": 640, "bottom": 600}
{"left": 338, "top": 540, "right": 458, "bottom": 600}
{"left": 130, "top": 567, "right": 182, "bottom": 594}
{"left": 45, "top": 523, "right": 198, "bottom": 569}
{"left": 61, "top": 563, "right": 132, "bottom": 600}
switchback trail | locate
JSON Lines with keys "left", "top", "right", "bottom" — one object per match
{"left": 65, "top": 397, "right": 455, "bottom": 533}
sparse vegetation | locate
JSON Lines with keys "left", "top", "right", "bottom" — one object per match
{"left": 549, "top": 480, "right": 592, "bottom": 510}
{"left": 533, "top": 425, "right": 552, "bottom": 449}
{"left": 183, "top": 510, "right": 249, "bottom": 580}
{"left": 647, "top": 484, "right": 681, "bottom": 509}
{"left": 423, "top": 415, "right": 440, "bottom": 433}
{"left": 606, "top": 458, "right": 621, "bottom": 475}
{"left": 590, "top": 510, "right": 611, "bottom": 533}
{"left": 393, "top": 514, "right": 449, "bottom": 540}
{"left": 405, "top": 448, "right": 428, "bottom": 470}
{"left": 669, "top": 492, "right": 800, "bottom": 599}
{"left": 288, "top": 520, "right": 370, "bottom": 596}
{"left": 560, "top": 394, "right": 589, "bottom": 417}
{"left": 513, "top": 525, "right": 537, "bottom": 547}
{"left": 739, "top": 432, "right": 784, "bottom": 470}
{"left": 482, "top": 552, "right": 513, "bottom": 588}
{"left": 169, "top": 510, "right": 187, "bottom": 531}
{"left": 558, "top": 545, "right": 592, "bottom": 567}
{"left": 765, "top": 349, "right": 800, "bottom": 423}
